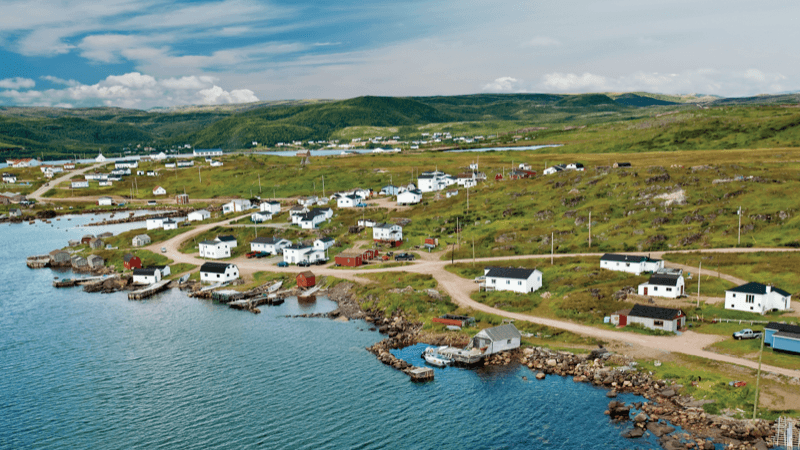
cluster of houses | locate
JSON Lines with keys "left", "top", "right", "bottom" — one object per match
{"left": 600, "top": 253, "right": 793, "bottom": 315}
{"left": 543, "top": 162, "right": 585, "bottom": 175}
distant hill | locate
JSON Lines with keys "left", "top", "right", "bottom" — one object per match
{"left": 2, "top": 91, "right": 800, "bottom": 157}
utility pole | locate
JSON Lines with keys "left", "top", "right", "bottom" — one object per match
{"left": 753, "top": 331, "right": 765, "bottom": 419}
{"left": 551, "top": 232, "right": 554, "bottom": 265}
{"left": 273, "top": 186, "right": 276, "bottom": 200}
{"left": 697, "top": 262, "right": 701, "bottom": 307}
{"left": 258, "top": 174, "right": 262, "bottom": 193}
{"left": 198, "top": 166, "right": 201, "bottom": 183}
{"left": 322, "top": 175, "right": 325, "bottom": 198}
{"left": 467, "top": 187, "right": 469, "bottom": 211}
{"left": 738, "top": 206, "right": 742, "bottom": 245}
{"left": 472, "top": 236, "right": 475, "bottom": 265}
{"left": 589, "top": 210, "right": 592, "bottom": 248}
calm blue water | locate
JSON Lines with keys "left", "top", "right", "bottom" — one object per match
{"left": 1, "top": 214, "right": 668, "bottom": 449}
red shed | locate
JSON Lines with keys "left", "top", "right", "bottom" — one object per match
{"left": 123, "top": 253, "right": 142, "bottom": 270}
{"left": 495, "top": 174, "right": 503, "bottom": 181}
{"left": 362, "top": 248, "right": 379, "bottom": 260}
{"left": 335, "top": 251, "right": 363, "bottom": 267}
{"left": 297, "top": 271, "right": 316, "bottom": 288}
{"left": 81, "top": 234, "right": 95, "bottom": 244}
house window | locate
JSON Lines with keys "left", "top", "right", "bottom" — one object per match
{"left": 216, "top": 274, "right": 220, "bottom": 278}
{"left": 507, "top": 339, "right": 512, "bottom": 344}
{"left": 506, "top": 280, "right": 510, "bottom": 285}
{"left": 653, "top": 286, "right": 658, "bottom": 291}
{"left": 518, "top": 281, "right": 522, "bottom": 285}
{"left": 626, "top": 263, "right": 630, "bottom": 267}
{"left": 732, "top": 294, "right": 736, "bottom": 298}
{"left": 654, "top": 320, "right": 664, "bottom": 327}
{"left": 746, "top": 295, "right": 755, "bottom": 304}
{"left": 666, "top": 287, "right": 672, "bottom": 292}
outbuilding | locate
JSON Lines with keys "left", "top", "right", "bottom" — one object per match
{"left": 146, "top": 217, "right": 166, "bottom": 230}
{"left": 397, "top": 189, "right": 422, "bottom": 205}
{"left": 764, "top": 322, "right": 800, "bottom": 349}
{"left": 152, "top": 186, "right": 167, "bottom": 196}
{"left": 200, "top": 262, "right": 239, "bottom": 283}
{"left": 335, "top": 251, "right": 364, "bottom": 267}
{"left": 87, "top": 255, "right": 104, "bottom": 269}
{"left": 296, "top": 271, "right": 316, "bottom": 288}
{"left": 132, "top": 234, "right": 151, "bottom": 247}
{"left": 250, "top": 236, "right": 292, "bottom": 255}
{"left": 133, "top": 268, "right": 161, "bottom": 285}
{"left": 49, "top": 250, "right": 71, "bottom": 265}
{"left": 600, "top": 253, "right": 663, "bottom": 275}
{"left": 123, "top": 253, "right": 142, "bottom": 270}
{"left": 98, "top": 196, "right": 113, "bottom": 206}
{"left": 625, "top": 304, "right": 685, "bottom": 332}
{"left": 188, "top": 209, "right": 210, "bottom": 222}
{"left": 260, "top": 201, "right": 281, "bottom": 214}
{"left": 467, "top": 323, "right": 521, "bottom": 356}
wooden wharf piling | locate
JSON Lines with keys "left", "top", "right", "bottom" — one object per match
{"left": 128, "top": 280, "right": 170, "bottom": 300}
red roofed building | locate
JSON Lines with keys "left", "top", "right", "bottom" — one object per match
{"left": 296, "top": 271, "right": 316, "bottom": 288}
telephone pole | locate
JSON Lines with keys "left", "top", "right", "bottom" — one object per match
{"left": 697, "top": 262, "right": 701, "bottom": 307}
{"left": 588, "top": 210, "right": 592, "bottom": 248}
{"left": 738, "top": 206, "right": 742, "bottom": 245}
{"left": 753, "top": 331, "right": 765, "bottom": 419}
{"left": 551, "top": 232, "right": 554, "bottom": 265}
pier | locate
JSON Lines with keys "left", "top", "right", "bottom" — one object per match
{"left": 128, "top": 280, "right": 171, "bottom": 300}
{"left": 408, "top": 367, "right": 434, "bottom": 382}
{"left": 437, "top": 347, "right": 484, "bottom": 366}
{"left": 27, "top": 255, "right": 51, "bottom": 268}
{"left": 53, "top": 275, "right": 116, "bottom": 288}
{"left": 228, "top": 291, "right": 289, "bottom": 313}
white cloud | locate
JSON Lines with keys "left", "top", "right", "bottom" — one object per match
{"left": 482, "top": 77, "right": 524, "bottom": 92}
{"left": 1, "top": 72, "right": 258, "bottom": 109}
{"left": 0, "top": 77, "right": 35, "bottom": 89}
{"left": 540, "top": 72, "right": 609, "bottom": 92}
{"left": 41, "top": 75, "right": 81, "bottom": 87}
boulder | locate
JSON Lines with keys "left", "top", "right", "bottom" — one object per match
{"left": 634, "top": 412, "right": 649, "bottom": 423}
{"left": 607, "top": 390, "right": 618, "bottom": 398}
{"left": 622, "top": 428, "right": 644, "bottom": 439}
{"left": 535, "top": 372, "right": 546, "bottom": 380}
{"left": 647, "top": 421, "right": 676, "bottom": 437}
{"left": 660, "top": 388, "right": 676, "bottom": 398}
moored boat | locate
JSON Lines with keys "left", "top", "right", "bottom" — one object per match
{"left": 422, "top": 346, "right": 452, "bottom": 368}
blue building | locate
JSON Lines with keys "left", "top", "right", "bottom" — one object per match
{"left": 765, "top": 322, "right": 800, "bottom": 354}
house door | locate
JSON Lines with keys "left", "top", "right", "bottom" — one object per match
{"left": 681, "top": 285, "right": 684, "bottom": 296}
{"left": 643, "top": 287, "right": 648, "bottom": 295}
{"left": 619, "top": 315, "right": 627, "bottom": 326}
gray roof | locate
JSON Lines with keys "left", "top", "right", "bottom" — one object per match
{"left": 200, "top": 240, "right": 220, "bottom": 246}
{"left": 251, "top": 236, "right": 285, "bottom": 244}
{"left": 727, "top": 282, "right": 791, "bottom": 297}
{"left": 773, "top": 331, "right": 800, "bottom": 341}
{"left": 485, "top": 266, "right": 538, "bottom": 280}
{"left": 629, "top": 304, "right": 682, "bottom": 320}
{"left": 481, "top": 324, "right": 521, "bottom": 341}
{"left": 646, "top": 273, "right": 680, "bottom": 286}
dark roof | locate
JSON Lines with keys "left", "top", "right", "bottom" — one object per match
{"left": 485, "top": 266, "right": 539, "bottom": 280}
{"left": 200, "top": 262, "right": 234, "bottom": 274}
{"left": 766, "top": 322, "right": 800, "bottom": 334}
{"left": 200, "top": 240, "right": 220, "bottom": 246}
{"left": 573, "top": 163, "right": 584, "bottom": 168}
{"left": 133, "top": 268, "right": 158, "bottom": 276}
{"left": 286, "top": 244, "right": 311, "bottom": 250}
{"left": 318, "top": 237, "right": 334, "bottom": 242}
{"left": 251, "top": 236, "right": 283, "bottom": 244}
{"left": 628, "top": 304, "right": 682, "bottom": 320}
{"left": 149, "top": 265, "right": 167, "bottom": 270}
{"left": 601, "top": 253, "right": 646, "bottom": 263}
{"left": 616, "top": 162, "right": 631, "bottom": 167}
{"left": 727, "top": 282, "right": 791, "bottom": 297}
{"left": 217, "top": 235, "right": 236, "bottom": 242}
{"left": 773, "top": 331, "right": 800, "bottom": 341}
{"left": 647, "top": 273, "right": 681, "bottom": 286}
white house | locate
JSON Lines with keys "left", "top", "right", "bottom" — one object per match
{"left": 95, "top": 153, "right": 106, "bottom": 162}
{"left": 193, "top": 148, "right": 223, "bottom": 157}
{"left": 6, "top": 158, "right": 38, "bottom": 168}
{"left": 397, "top": 189, "right": 422, "bottom": 205}
{"left": 132, "top": 234, "right": 151, "bottom": 247}
{"left": 637, "top": 269, "right": 685, "bottom": 298}
{"left": 314, "top": 237, "right": 335, "bottom": 252}
{"left": 165, "top": 163, "right": 176, "bottom": 168}
{"left": 210, "top": 161, "right": 224, "bottom": 167}
{"left": 2, "top": 173, "right": 17, "bottom": 183}
{"left": 98, "top": 196, "right": 113, "bottom": 206}
{"left": 188, "top": 209, "right": 211, "bottom": 222}
{"left": 133, "top": 267, "right": 161, "bottom": 285}
{"left": 373, "top": 223, "right": 403, "bottom": 243}
{"left": 337, "top": 194, "right": 361, "bottom": 208}
{"left": 380, "top": 185, "right": 399, "bottom": 196}
{"left": 115, "top": 160, "right": 139, "bottom": 169}
{"left": 725, "top": 282, "right": 792, "bottom": 314}
{"left": 467, "top": 324, "right": 521, "bottom": 356}
{"left": 250, "top": 236, "right": 292, "bottom": 255}
{"left": 222, "top": 199, "right": 251, "bottom": 214}
{"left": 456, "top": 173, "right": 477, "bottom": 188}
{"left": 357, "top": 219, "right": 377, "bottom": 227}
{"left": 199, "top": 235, "right": 237, "bottom": 259}
{"left": 418, "top": 170, "right": 456, "bottom": 192}
{"left": 283, "top": 244, "right": 326, "bottom": 264}
{"left": 624, "top": 304, "right": 685, "bottom": 333}
{"left": 297, "top": 208, "right": 332, "bottom": 229}
{"left": 484, "top": 267, "right": 542, "bottom": 294}
{"left": 600, "top": 254, "right": 664, "bottom": 275}
{"left": 289, "top": 205, "right": 309, "bottom": 223}
{"left": 260, "top": 201, "right": 281, "bottom": 214}
{"left": 162, "top": 219, "right": 178, "bottom": 230}
{"left": 566, "top": 163, "right": 585, "bottom": 171}
{"left": 298, "top": 196, "right": 318, "bottom": 207}
{"left": 543, "top": 164, "right": 566, "bottom": 175}
{"left": 251, "top": 212, "right": 271, "bottom": 223}
{"left": 146, "top": 217, "right": 166, "bottom": 230}
{"left": 153, "top": 186, "right": 167, "bottom": 196}
{"left": 200, "top": 262, "right": 238, "bottom": 283}
{"left": 71, "top": 180, "right": 89, "bottom": 189}
{"left": 152, "top": 265, "right": 171, "bottom": 277}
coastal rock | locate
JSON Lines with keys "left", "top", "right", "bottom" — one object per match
{"left": 622, "top": 428, "right": 644, "bottom": 439}
{"left": 606, "top": 390, "right": 617, "bottom": 398}
{"left": 647, "top": 421, "right": 676, "bottom": 437}
{"left": 634, "top": 412, "right": 649, "bottom": 423}
{"left": 660, "top": 388, "right": 676, "bottom": 398}
{"left": 536, "top": 372, "right": 546, "bottom": 380}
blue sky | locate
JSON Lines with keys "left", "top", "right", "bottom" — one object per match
{"left": 0, "top": 0, "right": 798, "bottom": 109}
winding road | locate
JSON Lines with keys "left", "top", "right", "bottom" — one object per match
{"left": 147, "top": 215, "right": 800, "bottom": 379}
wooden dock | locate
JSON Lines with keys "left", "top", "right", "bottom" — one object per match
{"left": 408, "top": 367, "right": 434, "bottom": 382}
{"left": 437, "top": 347, "right": 484, "bottom": 366}
{"left": 229, "top": 293, "right": 287, "bottom": 312}
{"left": 53, "top": 275, "right": 115, "bottom": 288}
{"left": 128, "top": 280, "right": 171, "bottom": 300}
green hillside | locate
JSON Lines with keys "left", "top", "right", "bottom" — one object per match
{"left": 1, "top": 92, "right": 800, "bottom": 158}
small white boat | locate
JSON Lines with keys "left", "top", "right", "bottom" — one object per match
{"left": 422, "top": 346, "right": 452, "bottom": 368}
{"left": 268, "top": 281, "right": 283, "bottom": 293}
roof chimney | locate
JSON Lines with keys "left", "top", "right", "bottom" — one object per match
{"left": 766, "top": 285, "right": 772, "bottom": 293}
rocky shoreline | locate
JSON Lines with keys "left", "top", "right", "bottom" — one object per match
{"left": 301, "top": 283, "right": 780, "bottom": 450}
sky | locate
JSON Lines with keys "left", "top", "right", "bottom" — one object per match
{"left": 0, "top": 0, "right": 798, "bottom": 109}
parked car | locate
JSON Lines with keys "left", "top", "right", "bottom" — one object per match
{"left": 256, "top": 251, "right": 269, "bottom": 258}
{"left": 732, "top": 329, "right": 762, "bottom": 340}
{"left": 161, "top": 247, "right": 167, "bottom": 253}
{"left": 298, "top": 260, "right": 311, "bottom": 267}
{"left": 246, "top": 251, "right": 258, "bottom": 258}
{"left": 277, "top": 261, "right": 288, "bottom": 267}
{"left": 394, "top": 253, "right": 414, "bottom": 261}
{"left": 315, "top": 259, "right": 328, "bottom": 265}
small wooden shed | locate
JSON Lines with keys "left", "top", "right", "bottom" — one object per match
{"left": 335, "top": 251, "right": 363, "bottom": 267}
{"left": 87, "top": 255, "right": 104, "bottom": 268}
{"left": 296, "top": 271, "right": 316, "bottom": 288}
{"left": 123, "top": 254, "right": 142, "bottom": 270}
{"left": 81, "top": 234, "right": 95, "bottom": 244}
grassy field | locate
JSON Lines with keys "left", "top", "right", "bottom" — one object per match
{"left": 664, "top": 251, "right": 800, "bottom": 294}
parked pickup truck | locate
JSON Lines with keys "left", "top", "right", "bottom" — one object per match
{"left": 394, "top": 253, "right": 415, "bottom": 261}
{"left": 732, "top": 329, "right": 763, "bottom": 340}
